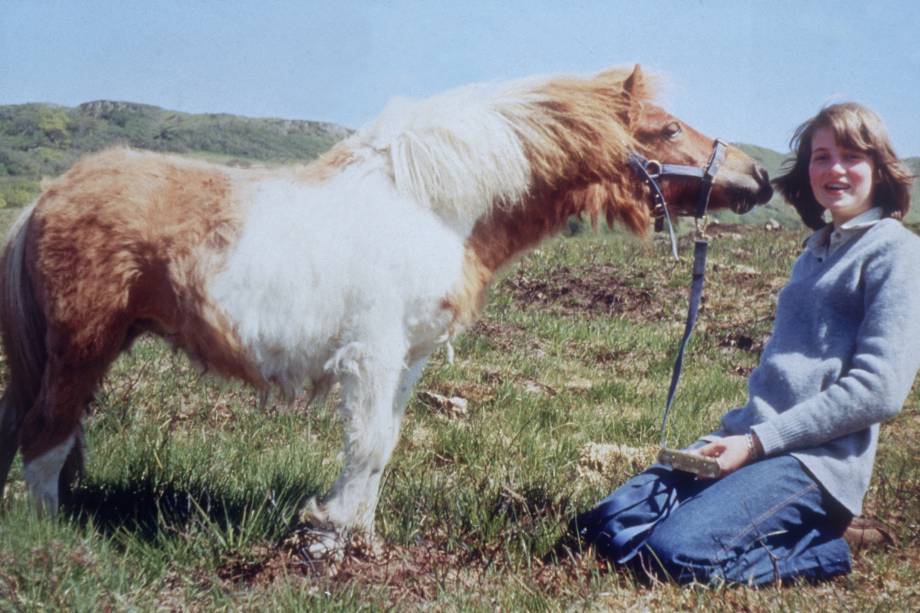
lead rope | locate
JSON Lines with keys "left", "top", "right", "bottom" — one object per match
{"left": 653, "top": 141, "right": 725, "bottom": 477}
{"left": 626, "top": 140, "right": 725, "bottom": 462}
{"left": 659, "top": 226, "right": 707, "bottom": 447}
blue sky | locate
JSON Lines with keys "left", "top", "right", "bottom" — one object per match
{"left": 3, "top": 0, "right": 919, "bottom": 156}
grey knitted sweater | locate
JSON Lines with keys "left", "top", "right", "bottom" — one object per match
{"left": 714, "top": 211, "right": 920, "bottom": 515}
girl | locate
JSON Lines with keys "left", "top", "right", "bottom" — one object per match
{"left": 574, "top": 102, "right": 919, "bottom": 585}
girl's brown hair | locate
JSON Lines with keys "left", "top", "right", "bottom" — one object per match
{"left": 773, "top": 102, "right": 914, "bottom": 230}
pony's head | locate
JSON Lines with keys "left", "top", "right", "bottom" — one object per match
{"left": 620, "top": 66, "right": 773, "bottom": 222}
{"left": 535, "top": 64, "right": 773, "bottom": 236}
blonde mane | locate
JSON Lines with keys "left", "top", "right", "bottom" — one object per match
{"left": 340, "top": 67, "right": 651, "bottom": 233}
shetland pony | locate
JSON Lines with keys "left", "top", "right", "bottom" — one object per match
{"left": 0, "top": 65, "right": 771, "bottom": 551}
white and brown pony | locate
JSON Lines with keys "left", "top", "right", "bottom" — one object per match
{"left": 0, "top": 65, "right": 771, "bottom": 549}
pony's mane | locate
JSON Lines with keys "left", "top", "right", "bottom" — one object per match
{"left": 340, "top": 67, "right": 655, "bottom": 232}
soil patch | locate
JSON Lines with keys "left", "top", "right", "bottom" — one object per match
{"left": 502, "top": 264, "right": 663, "bottom": 319}
{"left": 466, "top": 319, "right": 529, "bottom": 352}
{"left": 716, "top": 329, "right": 765, "bottom": 353}
{"left": 218, "top": 532, "right": 610, "bottom": 607}
{"left": 218, "top": 536, "right": 484, "bottom": 606}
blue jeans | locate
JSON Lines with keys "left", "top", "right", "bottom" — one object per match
{"left": 573, "top": 455, "right": 852, "bottom": 586}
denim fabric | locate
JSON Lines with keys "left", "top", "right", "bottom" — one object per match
{"left": 573, "top": 455, "right": 852, "bottom": 586}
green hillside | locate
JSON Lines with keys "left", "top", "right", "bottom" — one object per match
{"left": 0, "top": 101, "right": 350, "bottom": 207}
{"left": 907, "top": 158, "right": 920, "bottom": 220}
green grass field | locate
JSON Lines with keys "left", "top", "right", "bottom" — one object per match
{"left": 0, "top": 208, "right": 917, "bottom": 611}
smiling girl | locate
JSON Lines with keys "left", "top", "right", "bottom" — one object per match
{"left": 574, "top": 102, "right": 919, "bottom": 586}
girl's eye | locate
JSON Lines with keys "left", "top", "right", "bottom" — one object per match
{"left": 663, "top": 122, "right": 682, "bottom": 139}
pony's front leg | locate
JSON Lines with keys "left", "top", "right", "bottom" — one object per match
{"left": 300, "top": 348, "right": 428, "bottom": 556}
{"left": 350, "top": 355, "right": 429, "bottom": 530}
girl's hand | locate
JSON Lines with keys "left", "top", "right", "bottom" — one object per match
{"left": 696, "top": 434, "right": 760, "bottom": 478}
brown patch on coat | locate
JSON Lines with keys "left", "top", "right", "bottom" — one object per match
{"left": 444, "top": 183, "right": 650, "bottom": 327}
{"left": 21, "top": 149, "right": 258, "bottom": 458}
{"left": 477, "top": 70, "right": 656, "bottom": 265}
{"left": 441, "top": 247, "right": 493, "bottom": 332}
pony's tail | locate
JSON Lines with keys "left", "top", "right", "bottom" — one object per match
{"left": 0, "top": 205, "right": 47, "bottom": 500}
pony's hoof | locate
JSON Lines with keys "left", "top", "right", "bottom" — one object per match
{"left": 298, "top": 497, "right": 331, "bottom": 528}
{"left": 286, "top": 524, "right": 345, "bottom": 562}
{"left": 290, "top": 498, "right": 345, "bottom": 561}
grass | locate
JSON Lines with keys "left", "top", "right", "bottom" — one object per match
{"left": 1, "top": 210, "right": 918, "bottom": 610}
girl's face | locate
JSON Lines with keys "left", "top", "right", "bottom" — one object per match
{"left": 809, "top": 126, "right": 875, "bottom": 226}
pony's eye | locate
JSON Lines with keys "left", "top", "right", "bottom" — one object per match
{"left": 663, "top": 122, "right": 682, "bottom": 139}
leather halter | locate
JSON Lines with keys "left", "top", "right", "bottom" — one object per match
{"left": 628, "top": 139, "right": 727, "bottom": 259}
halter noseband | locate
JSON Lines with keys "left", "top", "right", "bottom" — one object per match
{"left": 628, "top": 139, "right": 727, "bottom": 259}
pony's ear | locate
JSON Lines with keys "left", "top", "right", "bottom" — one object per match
{"left": 619, "top": 64, "right": 644, "bottom": 126}
{"left": 623, "top": 64, "right": 644, "bottom": 97}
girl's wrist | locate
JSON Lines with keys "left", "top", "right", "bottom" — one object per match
{"left": 746, "top": 432, "right": 763, "bottom": 461}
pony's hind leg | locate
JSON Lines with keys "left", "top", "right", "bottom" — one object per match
{"left": 23, "top": 434, "right": 75, "bottom": 513}
{"left": 58, "top": 425, "right": 86, "bottom": 502}
{"left": 0, "top": 391, "right": 23, "bottom": 502}
{"left": 19, "top": 363, "right": 99, "bottom": 514}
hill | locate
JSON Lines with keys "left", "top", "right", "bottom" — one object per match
{"left": 907, "top": 158, "right": 920, "bottom": 220}
{"left": 0, "top": 101, "right": 350, "bottom": 207}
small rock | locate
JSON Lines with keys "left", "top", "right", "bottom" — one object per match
{"left": 418, "top": 391, "right": 468, "bottom": 417}
{"left": 564, "top": 376, "right": 594, "bottom": 390}
{"left": 578, "top": 442, "right": 656, "bottom": 474}
{"left": 521, "top": 379, "right": 556, "bottom": 396}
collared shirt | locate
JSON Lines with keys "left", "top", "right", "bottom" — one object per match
{"left": 804, "top": 206, "right": 885, "bottom": 261}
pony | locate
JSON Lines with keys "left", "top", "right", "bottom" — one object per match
{"left": 0, "top": 65, "right": 772, "bottom": 553}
